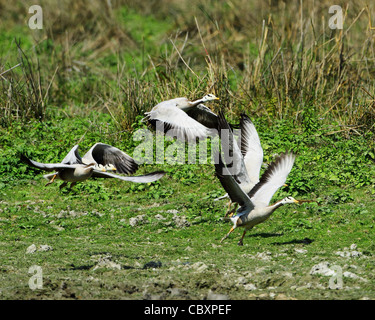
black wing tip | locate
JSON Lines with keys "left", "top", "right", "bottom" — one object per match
{"left": 240, "top": 112, "right": 255, "bottom": 124}
{"left": 217, "top": 111, "right": 234, "bottom": 143}
{"left": 148, "top": 119, "right": 173, "bottom": 133}
{"left": 130, "top": 170, "right": 166, "bottom": 178}
{"left": 116, "top": 160, "right": 139, "bottom": 175}
{"left": 20, "top": 153, "right": 33, "bottom": 165}
{"left": 240, "top": 114, "right": 255, "bottom": 132}
{"left": 279, "top": 150, "right": 297, "bottom": 158}
{"left": 240, "top": 112, "right": 251, "bottom": 120}
{"left": 217, "top": 110, "right": 229, "bottom": 127}
{"left": 145, "top": 170, "right": 166, "bottom": 176}
{"left": 97, "top": 144, "right": 140, "bottom": 175}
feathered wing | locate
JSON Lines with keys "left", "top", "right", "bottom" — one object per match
{"left": 214, "top": 154, "right": 254, "bottom": 210}
{"left": 144, "top": 100, "right": 211, "bottom": 141}
{"left": 185, "top": 104, "right": 219, "bottom": 129}
{"left": 217, "top": 111, "right": 253, "bottom": 192}
{"left": 92, "top": 170, "right": 166, "bottom": 183}
{"left": 248, "top": 152, "right": 296, "bottom": 207}
{"left": 61, "top": 145, "right": 82, "bottom": 165}
{"left": 21, "top": 155, "right": 80, "bottom": 172}
{"left": 82, "top": 143, "right": 138, "bottom": 174}
{"left": 240, "top": 114, "right": 263, "bottom": 187}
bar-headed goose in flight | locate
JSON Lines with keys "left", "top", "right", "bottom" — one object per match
{"left": 215, "top": 112, "right": 263, "bottom": 192}
{"left": 80, "top": 143, "right": 139, "bottom": 174}
{"left": 214, "top": 112, "right": 264, "bottom": 215}
{"left": 21, "top": 143, "right": 165, "bottom": 189}
{"left": 215, "top": 115, "right": 299, "bottom": 246}
{"left": 142, "top": 94, "right": 220, "bottom": 141}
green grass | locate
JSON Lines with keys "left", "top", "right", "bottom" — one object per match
{"left": 1, "top": 115, "right": 375, "bottom": 300}
{"left": 0, "top": 180, "right": 374, "bottom": 300}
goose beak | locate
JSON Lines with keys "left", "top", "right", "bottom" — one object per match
{"left": 283, "top": 184, "right": 288, "bottom": 187}
{"left": 107, "top": 164, "right": 117, "bottom": 171}
{"left": 293, "top": 199, "right": 300, "bottom": 204}
{"left": 215, "top": 97, "right": 220, "bottom": 100}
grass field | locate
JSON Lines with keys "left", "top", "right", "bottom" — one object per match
{"left": 1, "top": 0, "right": 375, "bottom": 300}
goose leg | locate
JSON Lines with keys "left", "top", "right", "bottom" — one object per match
{"left": 59, "top": 182, "right": 68, "bottom": 190}
{"left": 220, "top": 226, "right": 235, "bottom": 243}
{"left": 238, "top": 230, "right": 247, "bottom": 246}
{"left": 45, "top": 174, "right": 57, "bottom": 186}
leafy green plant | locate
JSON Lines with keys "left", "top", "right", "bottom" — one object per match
{"left": 326, "top": 190, "right": 354, "bottom": 204}
{"left": 282, "top": 217, "right": 313, "bottom": 232}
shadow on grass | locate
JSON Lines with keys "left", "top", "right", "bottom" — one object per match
{"left": 272, "top": 237, "right": 314, "bottom": 246}
{"left": 243, "top": 232, "right": 314, "bottom": 245}
{"left": 67, "top": 263, "right": 136, "bottom": 270}
{"left": 66, "top": 260, "right": 163, "bottom": 271}
{"left": 248, "top": 232, "right": 284, "bottom": 238}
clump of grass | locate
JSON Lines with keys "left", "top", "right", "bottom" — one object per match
{"left": 106, "top": 0, "right": 375, "bottom": 131}
{"left": 1, "top": 0, "right": 375, "bottom": 133}
{"left": 0, "top": 41, "right": 48, "bottom": 126}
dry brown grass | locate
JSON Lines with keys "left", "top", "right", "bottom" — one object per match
{"left": 1, "top": 0, "right": 375, "bottom": 131}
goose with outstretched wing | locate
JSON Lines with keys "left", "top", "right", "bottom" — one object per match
{"left": 215, "top": 114, "right": 299, "bottom": 245}
{"left": 214, "top": 112, "right": 264, "bottom": 216}
{"left": 143, "top": 94, "right": 220, "bottom": 141}
{"left": 21, "top": 143, "right": 165, "bottom": 189}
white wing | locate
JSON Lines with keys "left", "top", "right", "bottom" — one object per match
{"left": 92, "top": 170, "right": 166, "bottom": 183}
{"left": 239, "top": 114, "right": 263, "bottom": 188}
{"left": 82, "top": 143, "right": 138, "bottom": 174}
{"left": 21, "top": 155, "right": 82, "bottom": 172}
{"left": 249, "top": 152, "right": 295, "bottom": 207}
{"left": 144, "top": 100, "right": 211, "bottom": 140}
{"left": 163, "top": 97, "right": 191, "bottom": 109}
{"left": 61, "top": 145, "right": 82, "bottom": 165}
